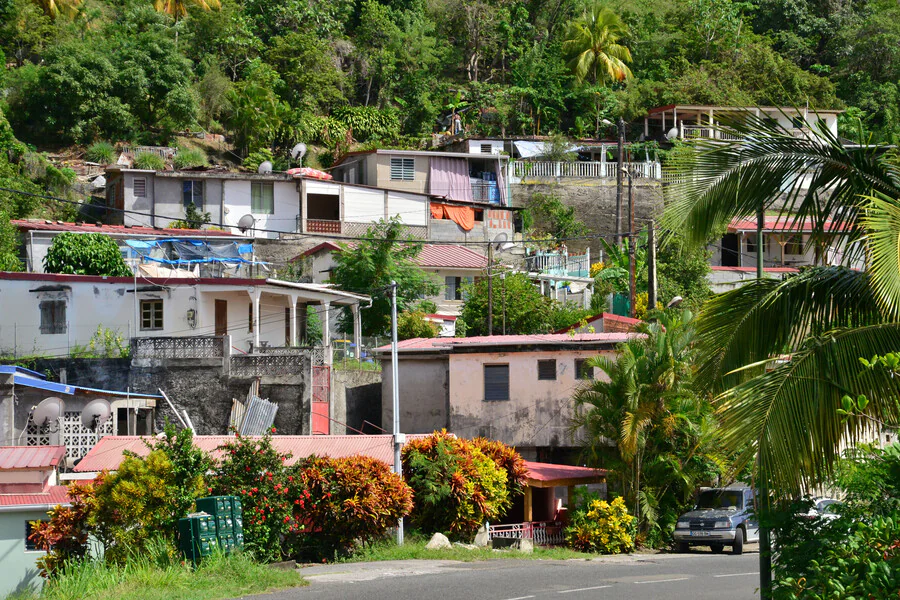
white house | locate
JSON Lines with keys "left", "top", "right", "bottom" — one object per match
{"left": 0, "top": 272, "right": 370, "bottom": 357}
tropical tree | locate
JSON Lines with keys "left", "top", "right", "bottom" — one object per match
{"left": 562, "top": 3, "right": 633, "bottom": 136}
{"left": 153, "top": 0, "right": 220, "bottom": 20}
{"left": 32, "top": 0, "right": 81, "bottom": 18}
{"left": 572, "top": 310, "right": 724, "bottom": 545}
{"left": 661, "top": 113, "right": 900, "bottom": 497}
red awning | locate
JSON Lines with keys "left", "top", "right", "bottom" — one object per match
{"left": 524, "top": 461, "right": 606, "bottom": 488}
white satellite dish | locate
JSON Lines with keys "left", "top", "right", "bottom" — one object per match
{"left": 257, "top": 160, "right": 273, "bottom": 174}
{"left": 237, "top": 214, "right": 256, "bottom": 233}
{"left": 492, "top": 232, "right": 515, "bottom": 252}
{"left": 290, "top": 143, "right": 307, "bottom": 161}
{"left": 32, "top": 397, "right": 64, "bottom": 427}
{"left": 81, "top": 399, "right": 112, "bottom": 431}
{"left": 665, "top": 127, "right": 679, "bottom": 141}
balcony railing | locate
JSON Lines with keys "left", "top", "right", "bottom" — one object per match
{"left": 681, "top": 126, "right": 743, "bottom": 141}
{"left": 526, "top": 250, "right": 591, "bottom": 278}
{"left": 307, "top": 219, "right": 341, "bottom": 234}
{"left": 489, "top": 521, "right": 566, "bottom": 546}
{"left": 131, "top": 335, "right": 224, "bottom": 359}
{"left": 512, "top": 161, "right": 661, "bottom": 180}
{"left": 471, "top": 181, "right": 501, "bottom": 203}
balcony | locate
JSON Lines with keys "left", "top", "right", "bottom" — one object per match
{"left": 511, "top": 161, "right": 661, "bottom": 180}
{"left": 526, "top": 250, "right": 591, "bottom": 278}
{"left": 306, "top": 219, "right": 341, "bottom": 234}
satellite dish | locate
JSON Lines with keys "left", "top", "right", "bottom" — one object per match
{"left": 290, "top": 143, "right": 307, "bottom": 161}
{"left": 492, "top": 232, "right": 515, "bottom": 252}
{"left": 665, "top": 127, "right": 679, "bottom": 141}
{"left": 32, "top": 397, "right": 64, "bottom": 427}
{"left": 257, "top": 161, "right": 273, "bottom": 174}
{"left": 81, "top": 399, "right": 111, "bottom": 431}
{"left": 237, "top": 214, "right": 256, "bottom": 233}
{"left": 666, "top": 295, "right": 684, "bottom": 308}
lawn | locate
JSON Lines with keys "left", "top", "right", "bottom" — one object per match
{"left": 9, "top": 552, "right": 305, "bottom": 600}
{"left": 344, "top": 537, "right": 597, "bottom": 563}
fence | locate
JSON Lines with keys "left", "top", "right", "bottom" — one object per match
{"left": 121, "top": 145, "right": 177, "bottom": 159}
{"left": 230, "top": 353, "right": 308, "bottom": 378}
{"left": 512, "top": 161, "right": 661, "bottom": 180}
{"left": 489, "top": 521, "right": 566, "bottom": 546}
{"left": 131, "top": 336, "right": 224, "bottom": 359}
{"left": 525, "top": 249, "right": 591, "bottom": 278}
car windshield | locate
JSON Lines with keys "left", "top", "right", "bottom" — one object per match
{"left": 696, "top": 490, "right": 744, "bottom": 510}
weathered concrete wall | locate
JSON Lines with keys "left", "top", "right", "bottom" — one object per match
{"left": 381, "top": 356, "right": 449, "bottom": 435}
{"left": 332, "top": 369, "right": 382, "bottom": 434}
{"left": 511, "top": 179, "right": 663, "bottom": 257}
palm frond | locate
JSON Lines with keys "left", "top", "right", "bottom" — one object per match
{"left": 694, "top": 266, "right": 892, "bottom": 393}
{"left": 861, "top": 192, "right": 900, "bottom": 312}
{"left": 715, "top": 324, "right": 900, "bottom": 494}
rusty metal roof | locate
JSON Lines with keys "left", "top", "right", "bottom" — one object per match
{"left": 12, "top": 219, "right": 241, "bottom": 237}
{"left": 74, "top": 435, "right": 430, "bottom": 473}
{"left": 0, "top": 485, "right": 71, "bottom": 508}
{"left": 524, "top": 461, "right": 606, "bottom": 486}
{"left": 376, "top": 332, "right": 636, "bottom": 353}
{"left": 0, "top": 446, "right": 66, "bottom": 471}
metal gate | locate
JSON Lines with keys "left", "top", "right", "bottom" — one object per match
{"left": 311, "top": 365, "right": 330, "bottom": 434}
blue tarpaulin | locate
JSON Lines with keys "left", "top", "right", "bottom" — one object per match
{"left": 125, "top": 239, "right": 264, "bottom": 266}
{"left": 0, "top": 366, "right": 161, "bottom": 398}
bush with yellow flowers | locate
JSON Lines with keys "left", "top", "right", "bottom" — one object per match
{"left": 565, "top": 495, "right": 635, "bottom": 554}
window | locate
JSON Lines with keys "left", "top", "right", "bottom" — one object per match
{"left": 480, "top": 143, "right": 493, "bottom": 154}
{"left": 575, "top": 358, "right": 594, "bottom": 380}
{"left": 745, "top": 234, "right": 758, "bottom": 254}
{"left": 133, "top": 177, "right": 147, "bottom": 198}
{"left": 389, "top": 157, "right": 415, "bottom": 181}
{"left": 474, "top": 210, "right": 484, "bottom": 222}
{"left": 251, "top": 182, "right": 274, "bottom": 214}
{"left": 39, "top": 301, "right": 66, "bottom": 334}
{"left": 25, "top": 521, "right": 47, "bottom": 552}
{"left": 140, "top": 299, "right": 163, "bottom": 330}
{"left": 484, "top": 364, "right": 510, "bottom": 401}
{"left": 784, "top": 235, "right": 803, "bottom": 255}
{"left": 792, "top": 116, "right": 805, "bottom": 129}
{"left": 182, "top": 180, "right": 203, "bottom": 209}
{"left": 537, "top": 359, "right": 557, "bottom": 380}
{"left": 444, "top": 276, "right": 473, "bottom": 301}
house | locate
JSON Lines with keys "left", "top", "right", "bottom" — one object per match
{"left": 12, "top": 220, "right": 254, "bottom": 277}
{"left": 0, "top": 366, "right": 160, "bottom": 467}
{"left": 0, "top": 445, "right": 71, "bottom": 598}
{"left": 708, "top": 266, "right": 800, "bottom": 294}
{"left": 374, "top": 332, "right": 636, "bottom": 463}
{"left": 0, "top": 272, "right": 370, "bottom": 357}
{"left": 643, "top": 104, "right": 843, "bottom": 142}
{"left": 297, "top": 241, "right": 488, "bottom": 317}
{"left": 554, "top": 312, "right": 643, "bottom": 334}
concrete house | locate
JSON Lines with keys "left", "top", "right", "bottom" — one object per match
{"left": 375, "top": 333, "right": 635, "bottom": 463}
{"left": 0, "top": 445, "right": 70, "bottom": 598}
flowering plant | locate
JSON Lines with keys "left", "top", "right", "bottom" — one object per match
{"left": 565, "top": 494, "right": 635, "bottom": 554}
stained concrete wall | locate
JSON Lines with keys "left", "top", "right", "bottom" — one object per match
{"left": 0, "top": 508, "right": 52, "bottom": 598}
{"left": 331, "top": 369, "right": 382, "bottom": 435}
{"left": 381, "top": 356, "right": 449, "bottom": 435}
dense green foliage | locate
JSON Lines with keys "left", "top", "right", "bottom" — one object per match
{"left": 43, "top": 231, "right": 133, "bottom": 276}
{"left": 397, "top": 310, "right": 439, "bottom": 339}
{"left": 3, "top": 0, "right": 899, "bottom": 160}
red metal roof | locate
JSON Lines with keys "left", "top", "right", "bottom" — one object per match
{"left": 0, "top": 485, "right": 70, "bottom": 507}
{"left": 727, "top": 216, "right": 848, "bottom": 233}
{"left": 298, "top": 243, "right": 487, "bottom": 270}
{"left": 74, "top": 435, "right": 430, "bottom": 473}
{"left": 710, "top": 266, "right": 800, "bottom": 273}
{"left": 553, "top": 312, "right": 643, "bottom": 334}
{"left": 0, "top": 446, "right": 66, "bottom": 471}
{"left": 378, "top": 332, "right": 635, "bottom": 352}
{"left": 524, "top": 461, "right": 606, "bottom": 483}
{"left": 12, "top": 219, "right": 241, "bottom": 237}
{"left": 424, "top": 314, "right": 457, "bottom": 321}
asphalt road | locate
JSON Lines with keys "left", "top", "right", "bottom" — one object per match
{"left": 247, "top": 548, "right": 761, "bottom": 600}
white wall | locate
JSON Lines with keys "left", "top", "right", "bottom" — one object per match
{"left": 222, "top": 180, "right": 299, "bottom": 239}
{"left": 343, "top": 186, "right": 386, "bottom": 224}
{"left": 467, "top": 140, "right": 504, "bottom": 155}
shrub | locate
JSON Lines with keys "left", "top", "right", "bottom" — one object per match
{"left": 150, "top": 423, "right": 212, "bottom": 527}
{"left": 43, "top": 231, "right": 133, "bottom": 276}
{"left": 173, "top": 146, "right": 208, "bottom": 169}
{"left": 85, "top": 141, "right": 115, "bottom": 164}
{"left": 133, "top": 151, "right": 165, "bottom": 170}
{"left": 397, "top": 310, "right": 439, "bottom": 339}
{"left": 565, "top": 494, "right": 635, "bottom": 554}
{"left": 289, "top": 455, "right": 413, "bottom": 560}
{"left": 242, "top": 148, "right": 274, "bottom": 172}
{"left": 402, "top": 430, "right": 510, "bottom": 539}
{"left": 213, "top": 431, "right": 296, "bottom": 563}
{"left": 471, "top": 437, "right": 528, "bottom": 498}
{"left": 29, "top": 480, "right": 99, "bottom": 576}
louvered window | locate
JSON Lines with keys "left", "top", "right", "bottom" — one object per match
{"left": 575, "top": 358, "right": 594, "bottom": 380}
{"left": 39, "top": 301, "right": 66, "bottom": 334}
{"left": 481, "top": 144, "right": 493, "bottom": 154}
{"left": 133, "top": 177, "right": 147, "bottom": 198}
{"left": 484, "top": 364, "right": 510, "bottom": 401}
{"left": 389, "top": 158, "right": 415, "bottom": 181}
{"left": 537, "top": 359, "right": 557, "bottom": 380}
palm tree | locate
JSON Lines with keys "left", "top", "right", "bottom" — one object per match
{"left": 33, "top": 0, "right": 81, "bottom": 18}
{"left": 153, "top": 0, "right": 221, "bottom": 47}
{"left": 562, "top": 3, "right": 633, "bottom": 137}
{"left": 661, "top": 113, "right": 900, "bottom": 495}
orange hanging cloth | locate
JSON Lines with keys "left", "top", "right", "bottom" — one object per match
{"left": 430, "top": 202, "right": 445, "bottom": 219}
{"left": 441, "top": 204, "right": 475, "bottom": 231}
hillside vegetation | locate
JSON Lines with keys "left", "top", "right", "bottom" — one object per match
{"left": 0, "top": 0, "right": 897, "bottom": 167}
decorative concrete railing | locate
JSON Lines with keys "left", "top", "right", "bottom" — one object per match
{"left": 489, "top": 521, "right": 566, "bottom": 546}
{"left": 230, "top": 353, "right": 309, "bottom": 378}
{"left": 307, "top": 219, "right": 341, "bottom": 234}
{"left": 131, "top": 336, "right": 225, "bottom": 359}
{"left": 512, "top": 161, "right": 661, "bottom": 180}
{"left": 255, "top": 345, "right": 326, "bottom": 366}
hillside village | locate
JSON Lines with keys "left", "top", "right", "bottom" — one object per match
{"left": 0, "top": 0, "right": 899, "bottom": 598}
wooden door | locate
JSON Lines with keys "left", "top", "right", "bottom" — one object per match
{"left": 215, "top": 299, "right": 228, "bottom": 336}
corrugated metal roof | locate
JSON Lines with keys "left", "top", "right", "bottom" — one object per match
{"left": 727, "top": 216, "right": 847, "bottom": 233}
{"left": 12, "top": 219, "right": 241, "bottom": 237}
{"left": 0, "top": 446, "right": 66, "bottom": 470}
{"left": 0, "top": 485, "right": 71, "bottom": 507}
{"left": 376, "top": 332, "right": 636, "bottom": 352}
{"left": 415, "top": 245, "right": 488, "bottom": 269}
{"left": 524, "top": 461, "right": 606, "bottom": 483}
{"left": 74, "top": 435, "right": 430, "bottom": 473}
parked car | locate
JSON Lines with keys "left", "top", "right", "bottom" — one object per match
{"left": 802, "top": 497, "right": 842, "bottom": 522}
{"left": 673, "top": 486, "right": 760, "bottom": 555}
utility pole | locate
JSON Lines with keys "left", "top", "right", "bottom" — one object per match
{"left": 501, "top": 272, "right": 507, "bottom": 335}
{"left": 647, "top": 221, "right": 657, "bottom": 311}
{"left": 616, "top": 118, "right": 625, "bottom": 245}
{"left": 390, "top": 281, "right": 404, "bottom": 545}
{"left": 626, "top": 160, "right": 636, "bottom": 318}
{"left": 487, "top": 243, "right": 494, "bottom": 335}
{"left": 756, "top": 206, "right": 772, "bottom": 599}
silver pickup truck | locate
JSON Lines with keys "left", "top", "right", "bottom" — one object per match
{"left": 673, "top": 486, "right": 759, "bottom": 555}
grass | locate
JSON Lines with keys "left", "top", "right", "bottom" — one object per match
{"left": 8, "top": 551, "right": 305, "bottom": 600}
{"left": 343, "top": 537, "right": 597, "bottom": 563}
{"left": 173, "top": 147, "right": 208, "bottom": 169}
{"left": 133, "top": 152, "right": 165, "bottom": 170}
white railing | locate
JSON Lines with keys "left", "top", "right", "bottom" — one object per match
{"left": 489, "top": 521, "right": 566, "bottom": 546}
{"left": 513, "top": 161, "right": 660, "bottom": 180}
{"left": 526, "top": 250, "right": 590, "bottom": 277}
{"left": 681, "top": 126, "right": 743, "bottom": 141}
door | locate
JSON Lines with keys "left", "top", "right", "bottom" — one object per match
{"left": 721, "top": 233, "right": 739, "bottom": 266}
{"left": 215, "top": 299, "right": 228, "bottom": 336}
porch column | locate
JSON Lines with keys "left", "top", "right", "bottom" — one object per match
{"left": 643, "top": 117, "right": 648, "bottom": 138}
{"left": 662, "top": 110, "right": 666, "bottom": 132}
{"left": 248, "top": 288, "right": 261, "bottom": 350}
{"left": 289, "top": 295, "right": 298, "bottom": 347}
{"left": 524, "top": 487, "right": 533, "bottom": 522}
{"left": 567, "top": 485, "right": 576, "bottom": 508}
{"left": 351, "top": 303, "right": 362, "bottom": 360}
{"left": 322, "top": 301, "right": 331, "bottom": 348}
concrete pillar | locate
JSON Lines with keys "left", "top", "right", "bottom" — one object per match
{"left": 289, "top": 297, "right": 298, "bottom": 347}
{"left": 524, "top": 487, "right": 533, "bottom": 522}
{"left": 248, "top": 289, "right": 261, "bottom": 350}
{"left": 351, "top": 303, "right": 362, "bottom": 359}
{"left": 322, "top": 301, "right": 331, "bottom": 348}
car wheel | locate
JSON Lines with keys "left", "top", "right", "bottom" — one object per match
{"left": 732, "top": 528, "right": 744, "bottom": 555}
{"left": 677, "top": 541, "right": 690, "bottom": 553}
{"left": 710, "top": 544, "right": 724, "bottom": 553}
